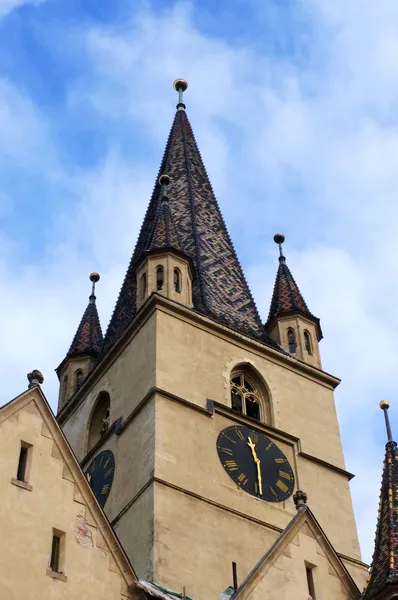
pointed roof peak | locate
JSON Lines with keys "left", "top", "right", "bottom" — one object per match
{"left": 58, "top": 274, "right": 103, "bottom": 371}
{"left": 100, "top": 82, "right": 279, "bottom": 360}
{"left": 266, "top": 234, "right": 322, "bottom": 340}
{"left": 363, "top": 401, "right": 398, "bottom": 599}
{"left": 144, "top": 174, "right": 184, "bottom": 256}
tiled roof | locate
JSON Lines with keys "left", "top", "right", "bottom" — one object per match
{"left": 266, "top": 256, "right": 322, "bottom": 340}
{"left": 67, "top": 295, "right": 103, "bottom": 359}
{"left": 146, "top": 193, "right": 183, "bottom": 255}
{"left": 362, "top": 440, "right": 398, "bottom": 599}
{"left": 100, "top": 107, "right": 279, "bottom": 360}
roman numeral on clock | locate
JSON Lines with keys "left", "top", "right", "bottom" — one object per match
{"left": 224, "top": 460, "right": 239, "bottom": 471}
{"left": 276, "top": 480, "right": 289, "bottom": 493}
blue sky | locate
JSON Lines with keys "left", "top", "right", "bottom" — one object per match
{"left": 1, "top": 0, "right": 398, "bottom": 565}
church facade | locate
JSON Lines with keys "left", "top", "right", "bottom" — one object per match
{"left": 1, "top": 80, "right": 396, "bottom": 600}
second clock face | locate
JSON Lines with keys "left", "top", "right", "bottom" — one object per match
{"left": 216, "top": 425, "right": 294, "bottom": 502}
{"left": 85, "top": 450, "right": 115, "bottom": 508}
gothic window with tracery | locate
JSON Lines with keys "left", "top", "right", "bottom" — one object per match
{"left": 287, "top": 329, "right": 296, "bottom": 354}
{"left": 230, "top": 373, "right": 261, "bottom": 421}
{"left": 304, "top": 330, "right": 313, "bottom": 355}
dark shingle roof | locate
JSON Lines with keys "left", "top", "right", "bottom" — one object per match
{"left": 266, "top": 256, "right": 322, "bottom": 340}
{"left": 362, "top": 440, "right": 398, "bottom": 599}
{"left": 67, "top": 295, "right": 103, "bottom": 359}
{"left": 99, "top": 108, "right": 279, "bottom": 360}
{"left": 146, "top": 193, "right": 183, "bottom": 255}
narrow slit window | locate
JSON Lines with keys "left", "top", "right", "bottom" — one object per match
{"left": 304, "top": 331, "right": 313, "bottom": 355}
{"left": 17, "top": 443, "right": 31, "bottom": 482}
{"left": 156, "top": 266, "right": 164, "bottom": 291}
{"left": 141, "top": 273, "right": 147, "bottom": 298}
{"left": 306, "top": 567, "right": 316, "bottom": 600}
{"left": 50, "top": 535, "right": 61, "bottom": 572}
{"left": 62, "top": 375, "right": 68, "bottom": 401}
{"left": 288, "top": 329, "right": 296, "bottom": 354}
{"left": 174, "top": 268, "right": 181, "bottom": 293}
{"left": 75, "top": 369, "right": 83, "bottom": 391}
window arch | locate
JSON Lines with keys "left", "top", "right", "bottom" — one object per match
{"left": 87, "top": 392, "right": 111, "bottom": 452}
{"left": 287, "top": 329, "right": 296, "bottom": 354}
{"left": 304, "top": 330, "right": 313, "bottom": 355}
{"left": 75, "top": 369, "right": 84, "bottom": 392}
{"left": 230, "top": 366, "right": 272, "bottom": 424}
{"left": 156, "top": 266, "right": 164, "bottom": 291}
{"left": 174, "top": 268, "right": 181, "bottom": 293}
{"left": 140, "top": 272, "right": 147, "bottom": 298}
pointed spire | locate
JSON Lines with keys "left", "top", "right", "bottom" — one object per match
{"left": 362, "top": 401, "right": 398, "bottom": 599}
{"left": 145, "top": 174, "right": 183, "bottom": 254}
{"left": 65, "top": 273, "right": 103, "bottom": 360}
{"left": 100, "top": 81, "right": 278, "bottom": 361}
{"left": 266, "top": 234, "right": 322, "bottom": 340}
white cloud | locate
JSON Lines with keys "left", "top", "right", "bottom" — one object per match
{"left": 0, "top": 0, "right": 46, "bottom": 18}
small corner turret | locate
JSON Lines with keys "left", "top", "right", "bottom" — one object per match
{"left": 135, "top": 173, "right": 195, "bottom": 311}
{"left": 265, "top": 234, "right": 323, "bottom": 369}
{"left": 56, "top": 273, "right": 103, "bottom": 413}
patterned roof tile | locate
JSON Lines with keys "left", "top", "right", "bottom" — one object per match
{"left": 99, "top": 108, "right": 279, "bottom": 360}
{"left": 67, "top": 295, "right": 103, "bottom": 359}
{"left": 363, "top": 440, "right": 398, "bottom": 599}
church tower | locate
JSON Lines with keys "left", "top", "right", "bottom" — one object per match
{"left": 56, "top": 80, "right": 368, "bottom": 599}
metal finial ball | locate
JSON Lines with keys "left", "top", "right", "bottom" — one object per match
{"left": 273, "top": 233, "right": 285, "bottom": 245}
{"left": 159, "top": 174, "right": 171, "bottom": 186}
{"left": 173, "top": 78, "right": 188, "bottom": 92}
{"left": 90, "top": 272, "right": 100, "bottom": 283}
{"left": 380, "top": 400, "right": 390, "bottom": 410}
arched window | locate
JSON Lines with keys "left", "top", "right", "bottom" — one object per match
{"left": 174, "top": 268, "right": 181, "bottom": 293}
{"left": 304, "top": 330, "right": 313, "bottom": 355}
{"left": 287, "top": 329, "right": 296, "bottom": 354}
{"left": 156, "top": 266, "right": 164, "bottom": 291}
{"left": 75, "top": 369, "right": 84, "bottom": 392}
{"left": 230, "top": 372, "right": 261, "bottom": 421}
{"left": 88, "top": 392, "right": 111, "bottom": 452}
{"left": 141, "top": 273, "right": 147, "bottom": 298}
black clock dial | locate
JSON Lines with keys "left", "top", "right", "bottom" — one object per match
{"left": 216, "top": 425, "right": 294, "bottom": 502}
{"left": 85, "top": 450, "right": 115, "bottom": 508}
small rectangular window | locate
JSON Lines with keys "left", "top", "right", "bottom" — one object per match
{"left": 50, "top": 536, "right": 60, "bottom": 572}
{"left": 306, "top": 566, "right": 316, "bottom": 599}
{"left": 17, "top": 442, "right": 32, "bottom": 482}
{"left": 50, "top": 529, "right": 65, "bottom": 573}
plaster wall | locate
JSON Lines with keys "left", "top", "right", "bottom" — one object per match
{"left": 0, "top": 398, "right": 138, "bottom": 600}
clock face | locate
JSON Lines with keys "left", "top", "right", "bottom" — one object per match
{"left": 216, "top": 425, "right": 294, "bottom": 503}
{"left": 85, "top": 450, "right": 115, "bottom": 508}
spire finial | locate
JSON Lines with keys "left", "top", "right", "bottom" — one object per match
{"left": 173, "top": 79, "right": 188, "bottom": 111}
{"left": 380, "top": 400, "right": 394, "bottom": 443}
{"left": 273, "top": 232, "right": 286, "bottom": 263}
{"left": 89, "top": 272, "right": 100, "bottom": 304}
{"left": 159, "top": 174, "right": 171, "bottom": 203}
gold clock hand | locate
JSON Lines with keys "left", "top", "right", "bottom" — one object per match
{"left": 248, "top": 437, "right": 262, "bottom": 495}
{"left": 87, "top": 472, "right": 91, "bottom": 484}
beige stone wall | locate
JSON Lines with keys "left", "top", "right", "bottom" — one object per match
{"left": 155, "top": 309, "right": 343, "bottom": 468}
{"left": 153, "top": 481, "right": 280, "bottom": 600}
{"left": 240, "top": 528, "right": 360, "bottom": 600}
{"left": 0, "top": 394, "right": 139, "bottom": 600}
{"left": 62, "top": 311, "right": 157, "bottom": 461}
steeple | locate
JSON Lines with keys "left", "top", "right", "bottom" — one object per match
{"left": 56, "top": 273, "right": 103, "bottom": 412}
{"left": 100, "top": 80, "right": 278, "bottom": 360}
{"left": 363, "top": 401, "right": 398, "bottom": 599}
{"left": 265, "top": 234, "right": 323, "bottom": 368}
